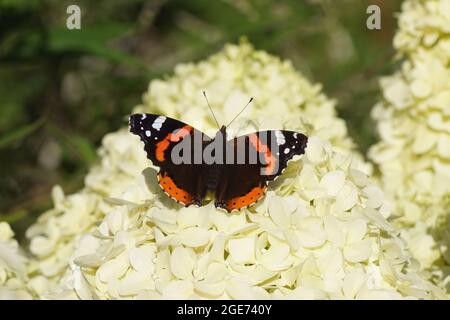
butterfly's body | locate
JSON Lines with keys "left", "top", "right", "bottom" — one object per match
{"left": 129, "top": 113, "right": 307, "bottom": 212}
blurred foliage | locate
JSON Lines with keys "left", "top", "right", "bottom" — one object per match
{"left": 0, "top": 0, "right": 402, "bottom": 237}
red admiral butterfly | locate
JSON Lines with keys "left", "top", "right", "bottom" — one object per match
{"left": 129, "top": 94, "right": 308, "bottom": 212}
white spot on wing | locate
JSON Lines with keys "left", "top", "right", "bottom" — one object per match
{"left": 275, "top": 130, "right": 285, "bottom": 145}
{"left": 152, "top": 116, "right": 166, "bottom": 131}
{"left": 293, "top": 133, "right": 298, "bottom": 138}
{"left": 284, "top": 148, "right": 290, "bottom": 154}
{"left": 141, "top": 114, "right": 147, "bottom": 120}
{"left": 145, "top": 130, "right": 151, "bottom": 137}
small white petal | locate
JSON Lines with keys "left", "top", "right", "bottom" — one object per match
{"left": 178, "top": 227, "right": 210, "bottom": 247}
{"left": 170, "top": 247, "right": 195, "bottom": 280}
{"left": 319, "top": 170, "right": 346, "bottom": 196}
{"left": 129, "top": 244, "right": 156, "bottom": 274}
{"left": 343, "top": 239, "right": 372, "bottom": 263}
{"left": 227, "top": 236, "right": 256, "bottom": 264}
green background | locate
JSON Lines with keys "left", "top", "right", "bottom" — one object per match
{"left": 0, "top": 0, "right": 402, "bottom": 238}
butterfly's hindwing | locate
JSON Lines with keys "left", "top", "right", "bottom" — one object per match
{"left": 215, "top": 130, "right": 307, "bottom": 212}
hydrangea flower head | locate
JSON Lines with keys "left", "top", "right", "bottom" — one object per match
{"left": 26, "top": 41, "right": 367, "bottom": 287}
{"left": 369, "top": 0, "right": 450, "bottom": 293}
{"left": 0, "top": 222, "right": 33, "bottom": 299}
{"left": 47, "top": 130, "right": 444, "bottom": 299}
{"left": 21, "top": 40, "right": 444, "bottom": 299}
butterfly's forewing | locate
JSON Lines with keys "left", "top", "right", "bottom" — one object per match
{"left": 260, "top": 130, "right": 308, "bottom": 180}
{"left": 129, "top": 113, "right": 211, "bottom": 206}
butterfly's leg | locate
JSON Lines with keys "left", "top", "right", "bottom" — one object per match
{"left": 214, "top": 178, "right": 228, "bottom": 209}
{"left": 193, "top": 173, "right": 207, "bottom": 207}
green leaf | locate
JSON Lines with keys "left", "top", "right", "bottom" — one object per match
{"left": 2, "top": 209, "right": 28, "bottom": 224}
{"left": 47, "top": 124, "right": 97, "bottom": 165}
{"left": 66, "top": 134, "right": 97, "bottom": 165}
{"left": 173, "top": 0, "right": 254, "bottom": 34}
{"left": 48, "top": 23, "right": 147, "bottom": 69}
{"left": 0, "top": 0, "right": 39, "bottom": 10}
{"left": 0, "top": 117, "right": 46, "bottom": 149}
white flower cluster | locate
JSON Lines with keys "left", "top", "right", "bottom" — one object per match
{"left": 369, "top": 0, "right": 450, "bottom": 292}
{"left": 11, "top": 39, "right": 444, "bottom": 299}
{"left": 25, "top": 41, "right": 369, "bottom": 291}
{"left": 25, "top": 187, "right": 100, "bottom": 284}
{"left": 24, "top": 132, "right": 151, "bottom": 290}
{"left": 50, "top": 132, "right": 444, "bottom": 299}
{"left": 0, "top": 222, "right": 32, "bottom": 299}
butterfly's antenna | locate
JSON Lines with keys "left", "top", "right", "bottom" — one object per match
{"left": 203, "top": 91, "right": 220, "bottom": 130}
{"left": 226, "top": 97, "right": 253, "bottom": 127}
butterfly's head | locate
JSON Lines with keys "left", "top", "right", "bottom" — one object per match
{"left": 214, "top": 125, "right": 227, "bottom": 141}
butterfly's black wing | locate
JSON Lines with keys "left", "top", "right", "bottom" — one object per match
{"left": 215, "top": 130, "right": 308, "bottom": 212}
{"left": 255, "top": 130, "right": 308, "bottom": 180}
{"left": 129, "top": 113, "right": 211, "bottom": 206}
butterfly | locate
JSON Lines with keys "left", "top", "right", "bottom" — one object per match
{"left": 129, "top": 94, "right": 308, "bottom": 212}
